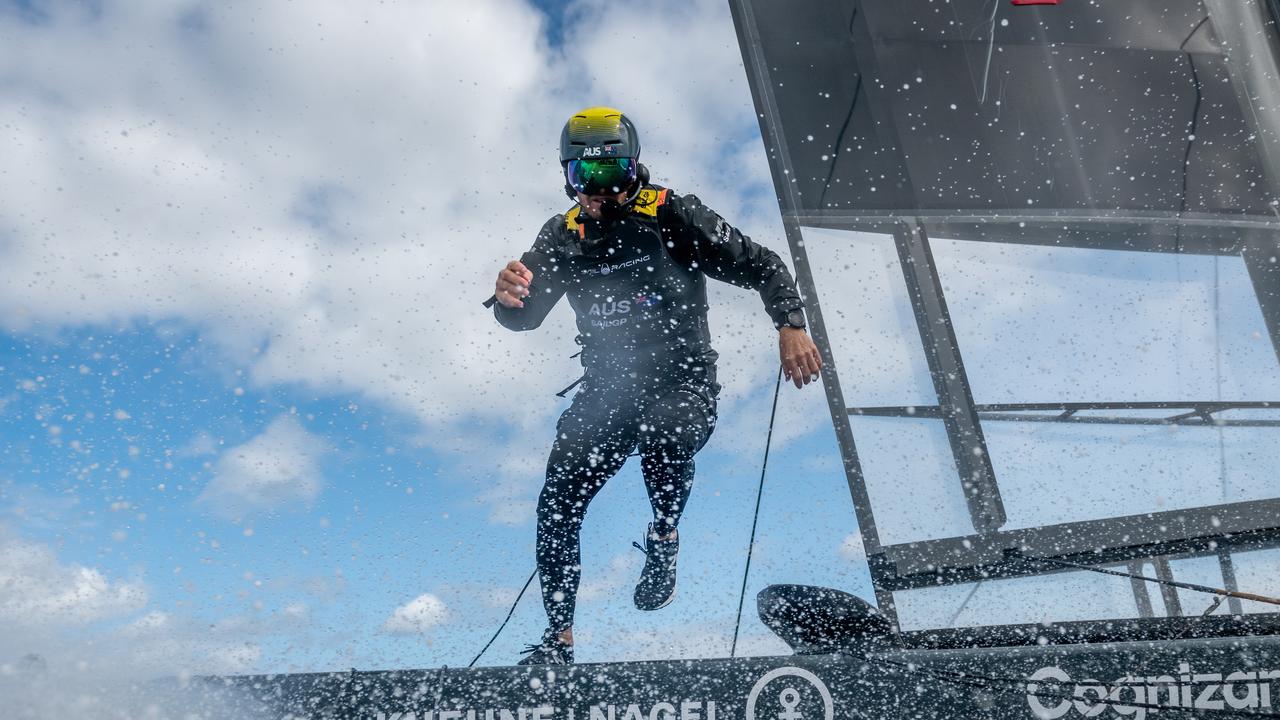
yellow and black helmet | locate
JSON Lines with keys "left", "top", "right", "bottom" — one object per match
{"left": 559, "top": 106, "right": 641, "bottom": 164}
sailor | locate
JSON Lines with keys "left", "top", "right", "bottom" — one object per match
{"left": 492, "top": 107, "right": 822, "bottom": 665}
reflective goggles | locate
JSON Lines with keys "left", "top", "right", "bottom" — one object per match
{"left": 565, "top": 157, "right": 637, "bottom": 196}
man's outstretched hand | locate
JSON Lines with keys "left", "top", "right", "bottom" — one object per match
{"left": 495, "top": 260, "right": 533, "bottom": 309}
{"left": 779, "top": 327, "right": 823, "bottom": 389}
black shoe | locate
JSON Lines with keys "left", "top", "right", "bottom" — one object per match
{"left": 633, "top": 523, "right": 679, "bottom": 611}
{"left": 517, "top": 628, "right": 574, "bottom": 666}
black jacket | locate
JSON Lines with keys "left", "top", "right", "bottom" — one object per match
{"left": 494, "top": 185, "right": 803, "bottom": 375}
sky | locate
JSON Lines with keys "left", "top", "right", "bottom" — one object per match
{"left": 0, "top": 0, "right": 868, "bottom": 698}
{"left": 3, "top": 0, "right": 1280, "bottom": 716}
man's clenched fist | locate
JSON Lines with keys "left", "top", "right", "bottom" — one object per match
{"left": 495, "top": 260, "right": 534, "bottom": 309}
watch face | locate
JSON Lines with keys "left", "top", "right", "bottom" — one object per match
{"left": 787, "top": 310, "right": 806, "bottom": 328}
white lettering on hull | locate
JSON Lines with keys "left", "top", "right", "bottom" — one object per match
{"left": 1027, "top": 663, "right": 1280, "bottom": 720}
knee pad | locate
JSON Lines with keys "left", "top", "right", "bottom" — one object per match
{"left": 642, "top": 387, "right": 715, "bottom": 458}
{"left": 639, "top": 421, "right": 699, "bottom": 463}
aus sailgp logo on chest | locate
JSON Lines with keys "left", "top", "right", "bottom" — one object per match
{"left": 589, "top": 297, "right": 630, "bottom": 329}
{"left": 587, "top": 255, "right": 651, "bottom": 277}
{"left": 1026, "top": 663, "right": 1280, "bottom": 719}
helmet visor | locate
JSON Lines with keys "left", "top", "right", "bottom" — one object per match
{"left": 566, "top": 158, "right": 637, "bottom": 196}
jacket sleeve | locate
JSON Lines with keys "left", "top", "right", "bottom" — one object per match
{"left": 664, "top": 192, "right": 804, "bottom": 327}
{"left": 493, "top": 217, "right": 568, "bottom": 331}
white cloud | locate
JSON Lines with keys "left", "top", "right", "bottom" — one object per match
{"left": 0, "top": 527, "right": 277, "bottom": 681}
{"left": 477, "top": 436, "right": 555, "bottom": 525}
{"left": 0, "top": 529, "right": 267, "bottom": 715}
{"left": 0, "top": 0, "right": 790, "bottom": 528}
{"left": 0, "top": 0, "right": 571, "bottom": 403}
{"left": 0, "top": 480, "right": 85, "bottom": 532}
{"left": 120, "top": 610, "right": 171, "bottom": 636}
{"left": 198, "top": 415, "right": 327, "bottom": 518}
{"left": 0, "top": 602, "right": 269, "bottom": 719}
{"left": 117, "top": 610, "right": 263, "bottom": 673}
{"left": 839, "top": 533, "right": 867, "bottom": 564}
{"left": 0, "top": 527, "right": 147, "bottom": 627}
{"left": 282, "top": 602, "right": 310, "bottom": 621}
{"left": 0, "top": 529, "right": 264, "bottom": 673}
{"left": 383, "top": 593, "right": 449, "bottom": 635}
{"left": 177, "top": 431, "right": 220, "bottom": 458}
{"left": 578, "top": 552, "right": 642, "bottom": 603}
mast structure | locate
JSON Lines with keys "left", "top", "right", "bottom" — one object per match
{"left": 732, "top": 0, "right": 1280, "bottom": 644}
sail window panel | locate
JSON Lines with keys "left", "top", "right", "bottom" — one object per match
{"left": 986, "top": 422, "right": 1280, "bottom": 531}
{"left": 984, "top": 420, "right": 1280, "bottom": 532}
{"left": 1218, "top": 407, "right": 1280, "bottom": 422}
{"left": 894, "top": 568, "right": 1146, "bottom": 631}
{"left": 900, "top": 551, "right": 1279, "bottom": 630}
{"left": 929, "top": 237, "right": 1280, "bottom": 404}
{"left": 802, "top": 226, "right": 935, "bottom": 406}
{"left": 894, "top": 551, "right": 1280, "bottom": 630}
{"left": 1166, "top": 555, "right": 1241, "bottom": 617}
{"left": 849, "top": 416, "right": 973, "bottom": 545}
{"left": 1219, "top": 426, "right": 1280, "bottom": 501}
{"left": 1225, "top": 549, "right": 1280, "bottom": 615}
{"left": 921, "top": 233, "right": 1280, "bottom": 530}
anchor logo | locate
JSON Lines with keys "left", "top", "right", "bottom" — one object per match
{"left": 777, "top": 688, "right": 802, "bottom": 719}
{"left": 745, "top": 666, "right": 834, "bottom": 720}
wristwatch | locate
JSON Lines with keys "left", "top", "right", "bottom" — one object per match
{"left": 775, "top": 308, "right": 807, "bottom": 330}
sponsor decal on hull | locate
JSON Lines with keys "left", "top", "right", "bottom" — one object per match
{"left": 350, "top": 666, "right": 830, "bottom": 720}
{"left": 1026, "top": 663, "right": 1280, "bottom": 720}
{"left": 371, "top": 701, "right": 718, "bottom": 720}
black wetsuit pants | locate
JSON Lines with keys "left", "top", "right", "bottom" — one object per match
{"left": 536, "top": 366, "right": 719, "bottom": 632}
